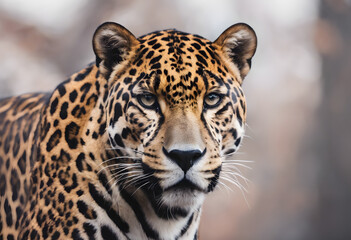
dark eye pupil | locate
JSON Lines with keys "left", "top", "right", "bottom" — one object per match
{"left": 137, "top": 93, "right": 157, "bottom": 109}
{"left": 204, "top": 93, "right": 222, "bottom": 108}
{"left": 208, "top": 94, "right": 217, "bottom": 100}
{"left": 145, "top": 95, "right": 153, "bottom": 100}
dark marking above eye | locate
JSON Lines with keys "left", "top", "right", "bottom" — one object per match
{"left": 153, "top": 76, "right": 160, "bottom": 91}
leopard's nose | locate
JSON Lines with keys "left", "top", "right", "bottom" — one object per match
{"left": 162, "top": 147, "right": 207, "bottom": 173}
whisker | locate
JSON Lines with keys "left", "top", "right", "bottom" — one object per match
{"left": 222, "top": 162, "right": 252, "bottom": 169}
{"left": 220, "top": 174, "right": 248, "bottom": 194}
{"left": 220, "top": 175, "right": 248, "bottom": 193}
{"left": 221, "top": 151, "right": 247, "bottom": 157}
{"left": 108, "top": 171, "right": 145, "bottom": 191}
{"left": 221, "top": 165, "right": 246, "bottom": 179}
{"left": 106, "top": 145, "right": 145, "bottom": 156}
{"left": 245, "top": 122, "right": 255, "bottom": 134}
{"left": 97, "top": 162, "right": 141, "bottom": 174}
{"left": 98, "top": 156, "right": 142, "bottom": 166}
{"left": 112, "top": 170, "right": 143, "bottom": 180}
{"left": 107, "top": 171, "right": 142, "bottom": 186}
{"left": 243, "top": 134, "right": 253, "bottom": 140}
{"left": 219, "top": 174, "right": 250, "bottom": 208}
{"left": 221, "top": 170, "right": 251, "bottom": 185}
{"left": 131, "top": 181, "right": 150, "bottom": 196}
{"left": 124, "top": 174, "right": 152, "bottom": 190}
{"left": 222, "top": 159, "right": 254, "bottom": 163}
{"left": 217, "top": 181, "right": 234, "bottom": 193}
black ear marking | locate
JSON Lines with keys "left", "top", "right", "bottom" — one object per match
{"left": 215, "top": 23, "right": 257, "bottom": 81}
{"left": 93, "top": 22, "right": 138, "bottom": 74}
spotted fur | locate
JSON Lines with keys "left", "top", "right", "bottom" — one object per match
{"left": 0, "top": 22, "right": 257, "bottom": 240}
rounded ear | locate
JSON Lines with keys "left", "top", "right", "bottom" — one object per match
{"left": 214, "top": 23, "right": 257, "bottom": 80}
{"left": 93, "top": 22, "right": 138, "bottom": 72}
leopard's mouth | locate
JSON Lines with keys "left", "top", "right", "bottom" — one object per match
{"left": 164, "top": 178, "right": 206, "bottom": 193}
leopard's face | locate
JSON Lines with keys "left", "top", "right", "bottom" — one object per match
{"left": 94, "top": 23, "right": 256, "bottom": 211}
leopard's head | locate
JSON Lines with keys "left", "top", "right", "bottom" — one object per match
{"left": 93, "top": 22, "right": 257, "bottom": 212}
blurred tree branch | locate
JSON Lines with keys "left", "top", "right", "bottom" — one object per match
{"left": 0, "top": 0, "right": 121, "bottom": 75}
{"left": 311, "top": 0, "right": 351, "bottom": 238}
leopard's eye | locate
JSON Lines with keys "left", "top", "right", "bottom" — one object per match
{"left": 204, "top": 93, "right": 222, "bottom": 108}
{"left": 137, "top": 94, "right": 157, "bottom": 109}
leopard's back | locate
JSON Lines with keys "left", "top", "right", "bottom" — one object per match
{"left": 0, "top": 93, "right": 49, "bottom": 240}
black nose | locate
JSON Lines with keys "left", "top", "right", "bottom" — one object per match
{"left": 162, "top": 147, "right": 207, "bottom": 172}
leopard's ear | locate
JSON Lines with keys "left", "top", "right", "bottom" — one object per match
{"left": 214, "top": 23, "right": 257, "bottom": 80}
{"left": 93, "top": 22, "right": 138, "bottom": 72}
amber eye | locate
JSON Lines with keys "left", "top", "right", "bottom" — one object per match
{"left": 137, "top": 94, "right": 158, "bottom": 109}
{"left": 204, "top": 93, "right": 222, "bottom": 108}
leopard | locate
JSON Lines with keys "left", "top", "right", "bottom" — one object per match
{"left": 0, "top": 22, "right": 257, "bottom": 240}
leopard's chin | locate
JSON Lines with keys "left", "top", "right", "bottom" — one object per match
{"left": 161, "top": 188, "right": 206, "bottom": 210}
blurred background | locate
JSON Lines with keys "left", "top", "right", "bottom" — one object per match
{"left": 0, "top": 0, "right": 350, "bottom": 239}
